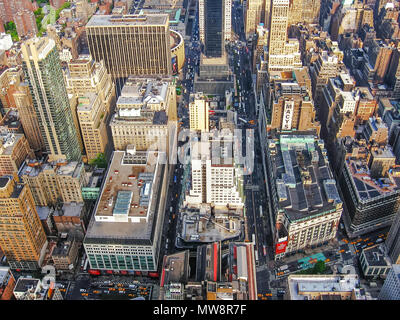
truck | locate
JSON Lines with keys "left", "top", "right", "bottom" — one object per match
{"left": 263, "top": 245, "right": 267, "bottom": 257}
{"left": 278, "top": 265, "right": 289, "bottom": 271}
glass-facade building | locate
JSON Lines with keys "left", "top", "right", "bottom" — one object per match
{"left": 21, "top": 38, "right": 81, "bottom": 162}
{"left": 203, "top": 0, "right": 224, "bottom": 57}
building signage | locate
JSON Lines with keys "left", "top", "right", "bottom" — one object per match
{"left": 275, "top": 241, "right": 288, "bottom": 254}
{"left": 282, "top": 100, "right": 294, "bottom": 130}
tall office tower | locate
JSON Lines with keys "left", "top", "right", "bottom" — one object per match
{"left": 310, "top": 51, "right": 340, "bottom": 107}
{"left": 83, "top": 150, "right": 168, "bottom": 273}
{"left": 186, "top": 138, "right": 245, "bottom": 208}
{"left": 20, "top": 160, "right": 87, "bottom": 207}
{"left": 77, "top": 94, "right": 109, "bottom": 161}
{"left": 86, "top": 14, "right": 172, "bottom": 93}
{"left": 266, "top": 133, "right": 343, "bottom": 260}
{"left": 378, "top": 264, "right": 400, "bottom": 300}
{"left": 0, "top": 133, "right": 34, "bottom": 176}
{"left": 224, "top": 0, "right": 232, "bottom": 41}
{"left": 264, "top": 0, "right": 272, "bottom": 29}
{"left": 13, "top": 84, "right": 45, "bottom": 152}
{"left": 288, "top": 0, "right": 321, "bottom": 25}
{"left": 267, "top": 0, "right": 301, "bottom": 73}
{"left": 386, "top": 49, "right": 400, "bottom": 99}
{"left": 199, "top": 0, "right": 229, "bottom": 57}
{"left": 385, "top": 209, "right": 400, "bottom": 264}
{"left": 109, "top": 77, "right": 177, "bottom": 153}
{"left": 338, "top": 138, "right": 400, "bottom": 238}
{"left": 189, "top": 94, "right": 209, "bottom": 132}
{"left": 21, "top": 37, "right": 82, "bottom": 162}
{"left": 269, "top": 80, "right": 320, "bottom": 135}
{"left": 0, "top": 176, "right": 47, "bottom": 270}
{"left": 253, "top": 25, "right": 268, "bottom": 72}
{"left": 65, "top": 55, "right": 115, "bottom": 116}
{"left": 14, "top": 10, "right": 38, "bottom": 39}
{"left": 245, "top": 0, "right": 263, "bottom": 38}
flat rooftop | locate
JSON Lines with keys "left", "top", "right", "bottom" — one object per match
{"left": 180, "top": 207, "right": 242, "bottom": 243}
{"left": 362, "top": 244, "right": 391, "bottom": 267}
{"left": 269, "top": 134, "right": 342, "bottom": 221}
{"left": 0, "top": 133, "right": 25, "bottom": 156}
{"left": 116, "top": 77, "right": 170, "bottom": 108}
{"left": 160, "top": 250, "right": 190, "bottom": 286}
{"left": 344, "top": 145, "right": 400, "bottom": 199}
{"left": 14, "top": 278, "right": 40, "bottom": 293}
{"left": 86, "top": 14, "right": 169, "bottom": 27}
{"left": 288, "top": 275, "right": 361, "bottom": 300}
{"left": 84, "top": 150, "right": 166, "bottom": 245}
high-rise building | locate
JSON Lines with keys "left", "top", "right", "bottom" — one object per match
{"left": 268, "top": 80, "right": 320, "bottom": 135}
{"left": 83, "top": 150, "right": 168, "bottom": 272}
{"left": 199, "top": 0, "right": 230, "bottom": 58}
{"left": 267, "top": 0, "right": 301, "bottom": 73}
{"left": 224, "top": 0, "right": 232, "bottom": 41}
{"left": 21, "top": 37, "right": 82, "bottom": 162}
{"left": 14, "top": 10, "right": 38, "bottom": 39}
{"left": 266, "top": 133, "right": 343, "bottom": 260}
{"left": 385, "top": 209, "right": 400, "bottom": 264}
{"left": 110, "top": 77, "right": 177, "bottom": 153}
{"left": 77, "top": 93, "right": 110, "bottom": 161}
{"left": 378, "top": 264, "right": 400, "bottom": 300}
{"left": 13, "top": 84, "right": 45, "bottom": 152}
{"left": 19, "top": 160, "right": 87, "bottom": 206}
{"left": 338, "top": 138, "right": 400, "bottom": 237}
{"left": 185, "top": 137, "right": 245, "bottom": 208}
{"left": 245, "top": 0, "right": 263, "bottom": 38}
{"left": 310, "top": 51, "right": 340, "bottom": 106}
{"left": 86, "top": 14, "right": 172, "bottom": 92}
{"left": 189, "top": 94, "right": 209, "bottom": 132}
{"left": 65, "top": 55, "right": 115, "bottom": 116}
{"left": 288, "top": 0, "right": 321, "bottom": 25}
{"left": 0, "top": 0, "right": 34, "bottom": 23}
{"left": 0, "top": 176, "right": 47, "bottom": 270}
{"left": 0, "top": 133, "right": 34, "bottom": 176}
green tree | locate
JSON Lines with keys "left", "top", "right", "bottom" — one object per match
{"left": 313, "top": 261, "right": 326, "bottom": 274}
{"left": 89, "top": 153, "right": 107, "bottom": 169}
{"left": 4, "top": 21, "right": 19, "bottom": 42}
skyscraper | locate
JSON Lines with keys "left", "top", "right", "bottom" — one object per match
{"left": 13, "top": 84, "right": 45, "bottom": 152}
{"left": 189, "top": 94, "right": 209, "bottom": 132}
{"left": 379, "top": 264, "right": 400, "bottom": 300}
{"left": 202, "top": 0, "right": 224, "bottom": 57}
{"left": 86, "top": 14, "right": 172, "bottom": 92}
{"left": 21, "top": 37, "right": 82, "bottom": 162}
{"left": 268, "top": 0, "right": 301, "bottom": 73}
{"left": 0, "top": 176, "right": 47, "bottom": 270}
{"left": 199, "top": 0, "right": 232, "bottom": 58}
{"left": 385, "top": 209, "right": 400, "bottom": 264}
{"left": 245, "top": 0, "right": 263, "bottom": 38}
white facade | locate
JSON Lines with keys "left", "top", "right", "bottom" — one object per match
{"left": 186, "top": 140, "right": 244, "bottom": 208}
{"left": 0, "top": 33, "right": 13, "bottom": 51}
{"left": 224, "top": 0, "right": 232, "bottom": 40}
